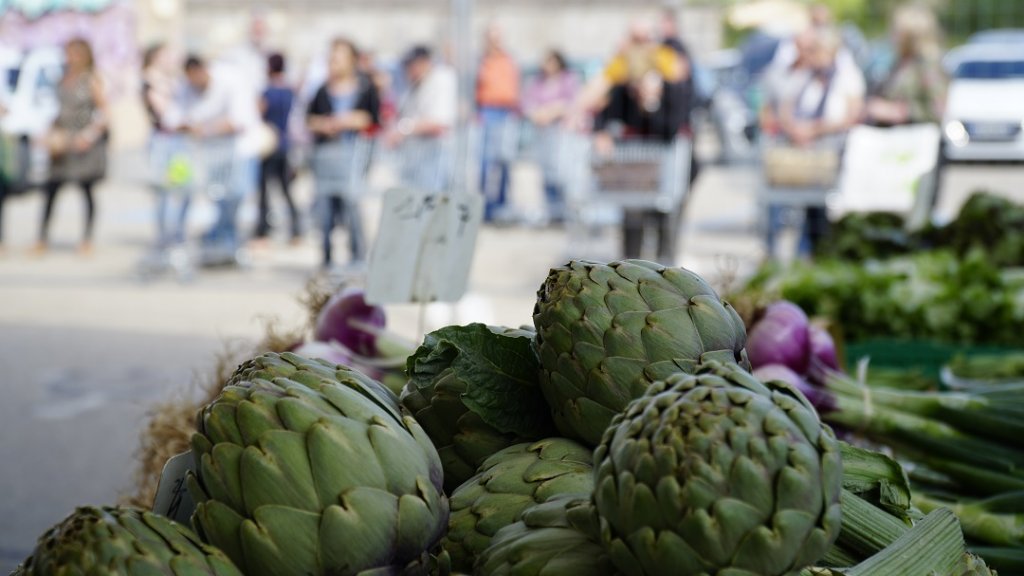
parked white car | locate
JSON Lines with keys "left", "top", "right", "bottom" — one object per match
{"left": 942, "top": 44, "right": 1024, "bottom": 162}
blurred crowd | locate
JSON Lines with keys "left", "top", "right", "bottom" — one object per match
{"left": 0, "top": 2, "right": 950, "bottom": 269}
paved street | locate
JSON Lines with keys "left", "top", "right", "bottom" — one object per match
{"left": 0, "top": 143, "right": 1021, "bottom": 568}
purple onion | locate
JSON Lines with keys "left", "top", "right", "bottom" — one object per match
{"left": 746, "top": 301, "right": 811, "bottom": 374}
{"left": 314, "top": 287, "right": 387, "bottom": 357}
{"left": 291, "top": 341, "right": 354, "bottom": 367}
{"left": 809, "top": 325, "right": 840, "bottom": 371}
{"left": 753, "top": 364, "right": 836, "bottom": 413}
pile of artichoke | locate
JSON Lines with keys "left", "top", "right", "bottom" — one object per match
{"left": 13, "top": 259, "right": 990, "bottom": 576}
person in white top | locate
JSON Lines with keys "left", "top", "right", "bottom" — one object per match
{"left": 392, "top": 45, "right": 457, "bottom": 140}
{"left": 771, "top": 27, "right": 865, "bottom": 256}
{"left": 387, "top": 45, "right": 457, "bottom": 192}
{"left": 776, "top": 27, "right": 865, "bottom": 147}
{"left": 179, "top": 55, "right": 261, "bottom": 256}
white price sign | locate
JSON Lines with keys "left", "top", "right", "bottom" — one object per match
{"left": 367, "top": 188, "right": 482, "bottom": 305}
{"left": 152, "top": 450, "right": 196, "bottom": 525}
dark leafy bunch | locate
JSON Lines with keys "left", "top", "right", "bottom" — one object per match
{"left": 815, "top": 192, "right": 1024, "bottom": 267}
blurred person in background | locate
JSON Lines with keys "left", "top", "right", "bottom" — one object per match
{"left": 388, "top": 45, "right": 457, "bottom": 193}
{"left": 576, "top": 19, "right": 686, "bottom": 122}
{"left": 522, "top": 49, "right": 578, "bottom": 224}
{"left": 865, "top": 4, "right": 947, "bottom": 208}
{"left": 142, "top": 42, "right": 190, "bottom": 253}
{"left": 762, "top": 3, "right": 858, "bottom": 130}
{"left": 35, "top": 38, "right": 108, "bottom": 256}
{"left": 592, "top": 21, "right": 689, "bottom": 261}
{"left": 180, "top": 54, "right": 261, "bottom": 260}
{"left": 307, "top": 38, "right": 380, "bottom": 269}
{"left": 358, "top": 50, "right": 395, "bottom": 128}
{"left": 866, "top": 4, "right": 946, "bottom": 126}
{"left": 773, "top": 27, "right": 865, "bottom": 255}
{"left": 253, "top": 52, "right": 299, "bottom": 246}
{"left": 657, "top": 7, "right": 701, "bottom": 198}
{"left": 0, "top": 76, "right": 9, "bottom": 254}
{"left": 476, "top": 23, "right": 520, "bottom": 222}
{"left": 223, "top": 12, "right": 270, "bottom": 98}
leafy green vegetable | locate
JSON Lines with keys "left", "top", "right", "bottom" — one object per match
{"left": 743, "top": 250, "right": 1024, "bottom": 347}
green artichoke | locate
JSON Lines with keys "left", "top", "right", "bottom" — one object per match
{"left": 533, "top": 259, "right": 750, "bottom": 446}
{"left": 475, "top": 494, "right": 617, "bottom": 576}
{"left": 14, "top": 505, "right": 241, "bottom": 575}
{"left": 188, "top": 352, "right": 448, "bottom": 576}
{"left": 594, "top": 362, "right": 842, "bottom": 576}
{"left": 401, "top": 323, "right": 556, "bottom": 492}
{"left": 444, "top": 438, "right": 594, "bottom": 572}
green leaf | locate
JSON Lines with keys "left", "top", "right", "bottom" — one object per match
{"left": 841, "top": 508, "right": 965, "bottom": 576}
{"left": 838, "top": 442, "right": 912, "bottom": 521}
{"left": 410, "top": 324, "right": 553, "bottom": 438}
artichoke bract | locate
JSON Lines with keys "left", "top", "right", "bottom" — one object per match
{"left": 594, "top": 362, "right": 843, "bottom": 576}
{"left": 401, "top": 323, "right": 556, "bottom": 492}
{"left": 533, "top": 259, "right": 750, "bottom": 446}
{"left": 444, "top": 438, "right": 594, "bottom": 572}
{"left": 14, "top": 506, "right": 241, "bottom": 575}
{"left": 475, "top": 494, "right": 617, "bottom": 576}
{"left": 188, "top": 352, "right": 448, "bottom": 576}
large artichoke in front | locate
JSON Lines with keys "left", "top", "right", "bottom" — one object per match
{"left": 475, "top": 494, "right": 616, "bottom": 576}
{"left": 401, "top": 323, "right": 556, "bottom": 492}
{"left": 444, "top": 438, "right": 594, "bottom": 572}
{"left": 594, "top": 362, "right": 843, "bottom": 576}
{"left": 188, "top": 352, "right": 448, "bottom": 576}
{"left": 534, "top": 259, "right": 750, "bottom": 445}
{"left": 14, "top": 505, "right": 241, "bottom": 575}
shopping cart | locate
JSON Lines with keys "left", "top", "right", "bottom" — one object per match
{"left": 136, "top": 134, "right": 241, "bottom": 280}
{"left": 757, "top": 137, "right": 842, "bottom": 260}
{"left": 310, "top": 135, "right": 375, "bottom": 275}
{"left": 517, "top": 123, "right": 579, "bottom": 224}
{"left": 388, "top": 135, "right": 458, "bottom": 194}
{"left": 563, "top": 135, "right": 692, "bottom": 260}
{"left": 758, "top": 124, "right": 941, "bottom": 259}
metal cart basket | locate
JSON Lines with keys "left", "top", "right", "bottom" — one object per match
{"left": 561, "top": 135, "right": 692, "bottom": 259}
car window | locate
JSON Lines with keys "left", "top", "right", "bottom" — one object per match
{"left": 955, "top": 60, "right": 1024, "bottom": 79}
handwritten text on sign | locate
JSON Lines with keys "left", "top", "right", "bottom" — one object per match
{"left": 367, "top": 189, "right": 482, "bottom": 305}
{"left": 152, "top": 450, "right": 196, "bottom": 525}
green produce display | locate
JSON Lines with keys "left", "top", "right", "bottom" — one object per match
{"left": 21, "top": 258, "right": 1020, "bottom": 576}
{"left": 13, "top": 506, "right": 241, "bottom": 575}
{"left": 444, "top": 438, "right": 593, "bottom": 572}
{"left": 187, "top": 352, "right": 448, "bottom": 576}
{"left": 534, "top": 259, "right": 750, "bottom": 446}
{"left": 593, "top": 361, "right": 842, "bottom": 576}
{"left": 401, "top": 323, "right": 555, "bottom": 492}
{"left": 745, "top": 249, "right": 1024, "bottom": 346}
{"left": 475, "top": 494, "right": 615, "bottom": 576}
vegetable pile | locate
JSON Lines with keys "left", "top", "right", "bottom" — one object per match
{"left": 746, "top": 298, "right": 1024, "bottom": 574}
{"left": 13, "top": 260, "right": 1001, "bottom": 576}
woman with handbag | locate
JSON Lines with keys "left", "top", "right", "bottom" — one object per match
{"left": 35, "top": 38, "right": 108, "bottom": 255}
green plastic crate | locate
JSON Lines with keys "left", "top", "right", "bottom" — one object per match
{"left": 845, "top": 339, "right": 1021, "bottom": 387}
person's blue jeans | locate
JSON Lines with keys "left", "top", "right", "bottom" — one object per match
{"left": 480, "top": 106, "right": 513, "bottom": 221}
{"left": 321, "top": 195, "right": 365, "bottom": 266}
{"left": 544, "top": 181, "right": 564, "bottom": 223}
{"left": 765, "top": 205, "right": 822, "bottom": 258}
{"left": 155, "top": 188, "right": 190, "bottom": 249}
{"left": 203, "top": 155, "right": 256, "bottom": 253}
